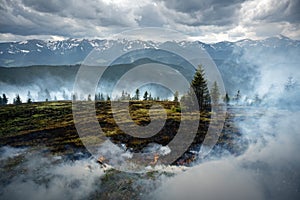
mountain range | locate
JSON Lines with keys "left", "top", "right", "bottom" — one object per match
{"left": 1, "top": 35, "right": 299, "bottom": 67}
{"left": 0, "top": 35, "right": 299, "bottom": 100}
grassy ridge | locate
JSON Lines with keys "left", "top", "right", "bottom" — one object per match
{"left": 0, "top": 101, "right": 82, "bottom": 155}
{"left": 0, "top": 101, "right": 241, "bottom": 165}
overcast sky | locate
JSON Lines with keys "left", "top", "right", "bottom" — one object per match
{"left": 0, "top": 0, "right": 300, "bottom": 43}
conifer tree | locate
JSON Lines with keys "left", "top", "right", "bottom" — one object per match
{"left": 2, "top": 94, "right": 8, "bottom": 105}
{"left": 211, "top": 81, "right": 220, "bottom": 105}
{"left": 235, "top": 90, "right": 241, "bottom": 103}
{"left": 126, "top": 93, "right": 131, "bottom": 100}
{"left": 148, "top": 93, "right": 153, "bottom": 100}
{"left": 189, "top": 65, "right": 210, "bottom": 110}
{"left": 87, "top": 94, "right": 92, "bottom": 101}
{"left": 72, "top": 94, "right": 77, "bottom": 101}
{"left": 100, "top": 93, "right": 105, "bottom": 101}
{"left": 223, "top": 93, "right": 230, "bottom": 105}
{"left": 173, "top": 91, "right": 179, "bottom": 102}
{"left": 62, "top": 90, "right": 68, "bottom": 100}
{"left": 135, "top": 89, "right": 140, "bottom": 100}
{"left": 143, "top": 91, "right": 148, "bottom": 100}
{"left": 121, "top": 90, "right": 125, "bottom": 100}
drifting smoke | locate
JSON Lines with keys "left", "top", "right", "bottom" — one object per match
{"left": 0, "top": 146, "right": 27, "bottom": 161}
{"left": 0, "top": 78, "right": 74, "bottom": 103}
{"left": 151, "top": 109, "right": 300, "bottom": 200}
{"left": 238, "top": 40, "right": 300, "bottom": 100}
{"left": 148, "top": 41, "right": 300, "bottom": 200}
{"left": 0, "top": 145, "right": 181, "bottom": 200}
{"left": 0, "top": 78, "right": 175, "bottom": 103}
{"left": 0, "top": 147, "right": 105, "bottom": 200}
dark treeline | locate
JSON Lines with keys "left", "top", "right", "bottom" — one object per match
{"left": 4, "top": 63, "right": 291, "bottom": 106}
{"left": 0, "top": 89, "right": 258, "bottom": 107}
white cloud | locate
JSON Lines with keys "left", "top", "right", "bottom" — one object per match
{"left": 0, "top": 0, "right": 300, "bottom": 42}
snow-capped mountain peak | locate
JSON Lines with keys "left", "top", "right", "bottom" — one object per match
{"left": 0, "top": 36, "right": 299, "bottom": 67}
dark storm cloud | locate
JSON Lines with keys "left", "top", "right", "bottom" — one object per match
{"left": 0, "top": 2, "right": 76, "bottom": 37}
{"left": 0, "top": 0, "right": 138, "bottom": 37}
{"left": 0, "top": 0, "right": 300, "bottom": 42}
{"left": 158, "top": 0, "right": 300, "bottom": 26}
{"left": 255, "top": 0, "right": 300, "bottom": 24}
{"left": 158, "top": 0, "right": 245, "bottom": 14}
{"left": 287, "top": 0, "right": 300, "bottom": 23}
{"left": 157, "top": 0, "right": 247, "bottom": 26}
{"left": 22, "top": 0, "right": 65, "bottom": 13}
{"left": 22, "top": 0, "right": 134, "bottom": 26}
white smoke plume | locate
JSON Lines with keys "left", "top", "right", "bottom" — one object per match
{"left": 148, "top": 40, "right": 300, "bottom": 200}
{"left": 0, "top": 147, "right": 105, "bottom": 200}
{"left": 150, "top": 109, "right": 300, "bottom": 200}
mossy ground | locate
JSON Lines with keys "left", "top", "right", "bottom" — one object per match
{"left": 0, "top": 100, "right": 243, "bottom": 165}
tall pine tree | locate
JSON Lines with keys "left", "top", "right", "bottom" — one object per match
{"left": 223, "top": 93, "right": 230, "bottom": 105}
{"left": 173, "top": 91, "right": 179, "bottom": 102}
{"left": 211, "top": 81, "right": 220, "bottom": 105}
{"left": 189, "top": 65, "right": 210, "bottom": 110}
{"left": 135, "top": 89, "right": 140, "bottom": 100}
{"left": 2, "top": 94, "right": 8, "bottom": 105}
{"left": 143, "top": 91, "right": 148, "bottom": 100}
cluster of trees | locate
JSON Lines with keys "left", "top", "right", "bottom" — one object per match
{"left": 0, "top": 91, "right": 50, "bottom": 106}
{"left": 0, "top": 94, "right": 8, "bottom": 105}
{"left": 6, "top": 64, "right": 296, "bottom": 107}
{"left": 181, "top": 65, "right": 244, "bottom": 108}
{"left": 117, "top": 89, "right": 161, "bottom": 101}
{"left": 0, "top": 65, "right": 227, "bottom": 107}
{"left": 181, "top": 65, "right": 211, "bottom": 110}
{"left": 92, "top": 93, "right": 110, "bottom": 101}
{"left": 13, "top": 94, "right": 22, "bottom": 105}
{"left": 94, "top": 93, "right": 105, "bottom": 101}
{"left": 0, "top": 93, "right": 28, "bottom": 105}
